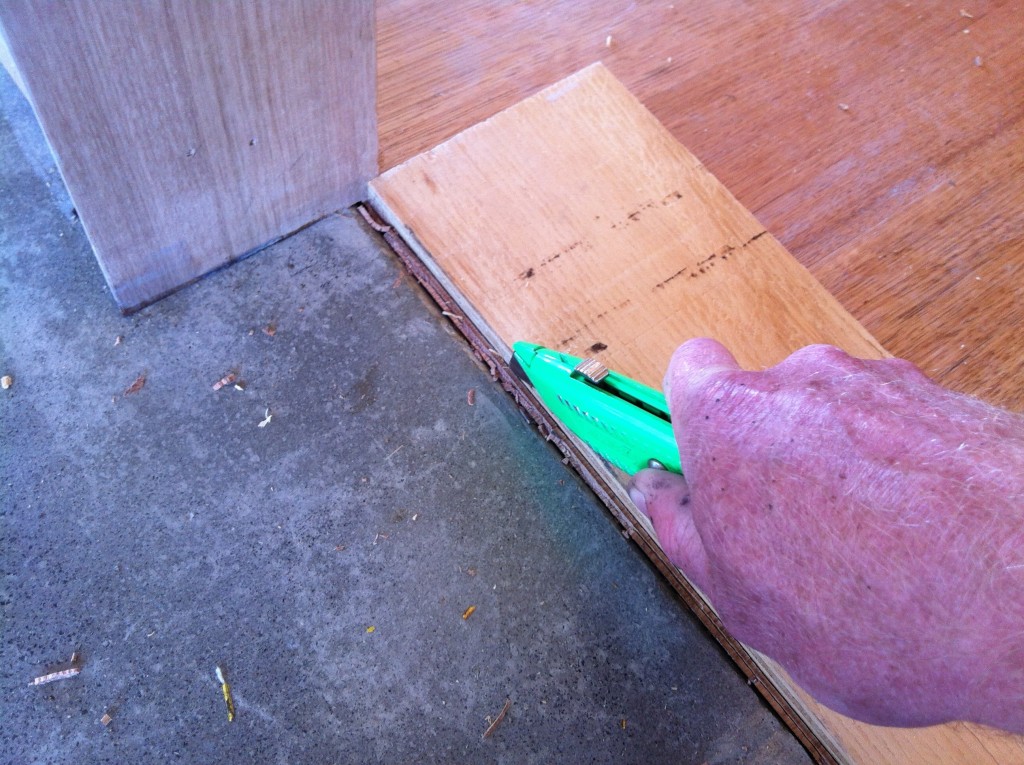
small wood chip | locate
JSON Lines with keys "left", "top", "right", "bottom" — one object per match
{"left": 356, "top": 204, "right": 392, "bottom": 233}
{"left": 467, "top": 388, "right": 476, "bottom": 406}
{"left": 262, "top": 324, "right": 276, "bottom": 337}
{"left": 30, "top": 666, "right": 81, "bottom": 686}
{"left": 960, "top": 8, "right": 973, "bottom": 17}
{"left": 1, "top": 375, "right": 12, "bottom": 390}
{"left": 620, "top": 718, "right": 627, "bottom": 729}
{"left": 212, "top": 372, "right": 236, "bottom": 391}
{"left": 100, "top": 713, "right": 112, "bottom": 726}
{"left": 113, "top": 335, "right": 123, "bottom": 347}
{"left": 462, "top": 605, "right": 477, "bottom": 620}
{"left": 838, "top": 102, "right": 850, "bottom": 111}
{"left": 366, "top": 625, "right": 376, "bottom": 633}
{"left": 257, "top": 408, "right": 272, "bottom": 428}
{"left": 215, "top": 665, "right": 235, "bottom": 722}
{"left": 605, "top": 35, "right": 612, "bottom": 47}
{"left": 124, "top": 373, "right": 146, "bottom": 395}
{"left": 483, "top": 699, "right": 511, "bottom": 739}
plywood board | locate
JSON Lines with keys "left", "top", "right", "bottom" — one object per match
{"left": 0, "top": 0, "right": 375, "bottom": 311}
{"left": 377, "top": 1, "right": 1024, "bottom": 413}
{"left": 370, "top": 64, "right": 1024, "bottom": 765}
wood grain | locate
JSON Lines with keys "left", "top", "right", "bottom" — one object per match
{"left": 0, "top": 0, "right": 376, "bottom": 311}
{"left": 0, "top": 24, "right": 26, "bottom": 95}
{"left": 370, "top": 64, "right": 1024, "bottom": 765}
{"left": 378, "top": 0, "right": 1024, "bottom": 410}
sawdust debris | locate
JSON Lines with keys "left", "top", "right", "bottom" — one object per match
{"left": 483, "top": 699, "right": 511, "bottom": 738}
{"left": 124, "top": 373, "right": 146, "bottom": 395}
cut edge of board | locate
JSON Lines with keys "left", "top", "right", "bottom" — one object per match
{"left": 357, "top": 201, "right": 850, "bottom": 765}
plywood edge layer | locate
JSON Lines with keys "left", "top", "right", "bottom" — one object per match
{"left": 357, "top": 202, "right": 848, "bottom": 765}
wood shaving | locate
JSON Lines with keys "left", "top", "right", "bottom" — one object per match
{"left": 482, "top": 699, "right": 511, "bottom": 738}
{"left": 356, "top": 203, "right": 392, "bottom": 233}
{"left": 467, "top": 388, "right": 476, "bottom": 406}
{"left": 113, "top": 335, "right": 123, "bottom": 347}
{"left": 1, "top": 375, "right": 11, "bottom": 390}
{"left": 262, "top": 324, "right": 276, "bottom": 337}
{"left": 960, "top": 8, "right": 973, "bottom": 17}
{"left": 258, "top": 408, "right": 272, "bottom": 428}
{"left": 124, "top": 373, "right": 146, "bottom": 395}
{"left": 101, "top": 713, "right": 112, "bottom": 726}
{"left": 212, "top": 372, "right": 237, "bottom": 391}
{"left": 215, "top": 665, "right": 235, "bottom": 722}
{"left": 462, "top": 605, "right": 477, "bottom": 620}
{"left": 30, "top": 666, "right": 81, "bottom": 686}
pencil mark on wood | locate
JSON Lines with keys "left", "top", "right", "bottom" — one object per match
{"left": 520, "top": 240, "right": 591, "bottom": 279}
{"left": 654, "top": 230, "right": 768, "bottom": 289}
{"left": 560, "top": 300, "right": 631, "bottom": 346}
{"left": 609, "top": 191, "right": 685, "bottom": 230}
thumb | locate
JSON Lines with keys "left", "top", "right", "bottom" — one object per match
{"left": 629, "top": 468, "right": 710, "bottom": 594}
{"left": 664, "top": 338, "right": 741, "bottom": 400}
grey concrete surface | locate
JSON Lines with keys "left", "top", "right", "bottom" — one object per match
{"left": 0, "top": 70, "right": 812, "bottom": 764}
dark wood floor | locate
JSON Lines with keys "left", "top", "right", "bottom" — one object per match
{"left": 378, "top": 0, "right": 1024, "bottom": 410}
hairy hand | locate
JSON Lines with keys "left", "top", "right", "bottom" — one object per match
{"left": 629, "top": 338, "right": 1024, "bottom": 732}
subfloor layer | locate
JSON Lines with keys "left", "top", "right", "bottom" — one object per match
{"left": 0, "top": 71, "right": 810, "bottom": 764}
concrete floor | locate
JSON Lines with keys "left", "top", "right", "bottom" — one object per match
{"left": 0, "top": 71, "right": 811, "bottom": 764}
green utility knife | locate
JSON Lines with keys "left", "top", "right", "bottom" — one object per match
{"left": 510, "top": 342, "right": 681, "bottom": 475}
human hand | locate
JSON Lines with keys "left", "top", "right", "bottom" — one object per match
{"left": 629, "top": 338, "right": 1024, "bottom": 732}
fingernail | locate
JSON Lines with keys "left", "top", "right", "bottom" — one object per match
{"left": 628, "top": 486, "right": 648, "bottom": 517}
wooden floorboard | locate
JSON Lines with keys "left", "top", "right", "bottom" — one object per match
{"left": 370, "top": 63, "right": 1024, "bottom": 765}
{"left": 378, "top": 0, "right": 1024, "bottom": 410}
